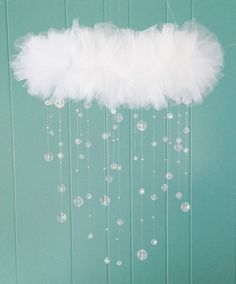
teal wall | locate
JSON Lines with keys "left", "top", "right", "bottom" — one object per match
{"left": 0, "top": 0, "right": 235, "bottom": 283}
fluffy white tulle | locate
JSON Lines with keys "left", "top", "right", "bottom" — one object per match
{"left": 12, "top": 20, "right": 223, "bottom": 109}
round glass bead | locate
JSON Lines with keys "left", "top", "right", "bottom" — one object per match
{"left": 104, "top": 257, "right": 111, "bottom": 264}
{"left": 83, "top": 101, "right": 92, "bottom": 109}
{"left": 57, "top": 184, "right": 66, "bottom": 193}
{"left": 136, "top": 120, "right": 147, "bottom": 131}
{"left": 49, "top": 130, "right": 54, "bottom": 136}
{"left": 166, "top": 172, "right": 173, "bottom": 180}
{"left": 79, "top": 154, "right": 85, "bottom": 160}
{"left": 176, "top": 137, "right": 182, "bottom": 144}
{"left": 102, "top": 132, "right": 111, "bottom": 140}
{"left": 44, "top": 99, "right": 51, "bottom": 106}
{"left": 57, "top": 212, "right": 67, "bottom": 223}
{"left": 58, "top": 141, "right": 63, "bottom": 147}
{"left": 183, "top": 127, "right": 190, "bottom": 134}
{"left": 110, "top": 108, "right": 117, "bottom": 114}
{"left": 75, "top": 138, "right": 82, "bottom": 145}
{"left": 117, "top": 164, "right": 122, "bottom": 171}
{"left": 88, "top": 233, "right": 94, "bottom": 239}
{"left": 44, "top": 152, "right": 54, "bottom": 162}
{"left": 85, "top": 141, "right": 92, "bottom": 148}
{"left": 111, "top": 163, "right": 118, "bottom": 170}
{"left": 162, "top": 136, "right": 168, "bottom": 142}
{"left": 133, "top": 113, "right": 138, "bottom": 119}
{"left": 100, "top": 195, "right": 110, "bottom": 206}
{"left": 117, "top": 219, "right": 124, "bottom": 226}
{"left": 73, "top": 196, "right": 84, "bottom": 207}
{"left": 161, "top": 183, "right": 168, "bottom": 192}
{"left": 113, "top": 124, "right": 118, "bottom": 130}
{"left": 151, "top": 239, "right": 158, "bottom": 246}
{"left": 151, "top": 194, "right": 158, "bottom": 201}
{"left": 167, "top": 112, "right": 173, "bottom": 119}
{"left": 78, "top": 112, "right": 83, "bottom": 118}
{"left": 114, "top": 113, "right": 123, "bottom": 123}
{"left": 133, "top": 156, "right": 138, "bottom": 161}
{"left": 86, "top": 193, "right": 92, "bottom": 200}
{"left": 181, "top": 202, "right": 191, "bottom": 212}
{"left": 176, "top": 192, "right": 183, "bottom": 200}
{"left": 137, "top": 249, "right": 148, "bottom": 261}
{"left": 54, "top": 99, "right": 65, "bottom": 109}
{"left": 105, "top": 175, "right": 113, "bottom": 183}
{"left": 174, "top": 144, "right": 183, "bottom": 152}
{"left": 183, "top": 147, "right": 189, "bottom": 153}
{"left": 116, "top": 260, "right": 123, "bottom": 266}
{"left": 151, "top": 141, "right": 157, "bottom": 147}
{"left": 139, "top": 188, "right": 145, "bottom": 195}
{"left": 58, "top": 152, "right": 64, "bottom": 159}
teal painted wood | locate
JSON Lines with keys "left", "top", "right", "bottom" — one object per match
{"left": 0, "top": 1, "right": 235, "bottom": 284}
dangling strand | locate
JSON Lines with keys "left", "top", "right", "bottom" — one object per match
{"left": 150, "top": 108, "right": 158, "bottom": 247}
{"left": 54, "top": 99, "right": 67, "bottom": 223}
{"left": 44, "top": 99, "right": 54, "bottom": 162}
{"left": 136, "top": 109, "right": 148, "bottom": 261}
{"left": 73, "top": 102, "right": 84, "bottom": 209}
{"left": 84, "top": 101, "right": 93, "bottom": 240}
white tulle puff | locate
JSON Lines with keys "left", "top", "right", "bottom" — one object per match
{"left": 11, "top": 20, "right": 223, "bottom": 109}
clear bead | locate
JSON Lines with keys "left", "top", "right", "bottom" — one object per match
{"left": 57, "top": 212, "right": 67, "bottom": 223}
{"left": 174, "top": 144, "right": 183, "bottom": 152}
{"left": 105, "top": 175, "right": 113, "bottom": 183}
{"left": 111, "top": 163, "right": 118, "bottom": 170}
{"left": 183, "top": 127, "right": 190, "bottom": 134}
{"left": 114, "top": 113, "right": 123, "bottom": 123}
{"left": 151, "top": 141, "right": 157, "bottom": 147}
{"left": 79, "top": 154, "right": 85, "bottom": 160}
{"left": 73, "top": 196, "right": 84, "bottom": 207}
{"left": 161, "top": 183, "right": 168, "bottom": 192}
{"left": 151, "top": 239, "right": 158, "bottom": 246}
{"left": 110, "top": 108, "right": 117, "bottom": 114}
{"left": 116, "top": 164, "right": 121, "bottom": 171}
{"left": 117, "top": 219, "right": 124, "bottom": 226}
{"left": 86, "top": 193, "right": 92, "bottom": 200}
{"left": 58, "top": 141, "right": 63, "bottom": 147}
{"left": 75, "top": 138, "right": 82, "bottom": 145}
{"left": 136, "top": 120, "right": 147, "bottom": 131}
{"left": 183, "top": 147, "right": 189, "bottom": 153}
{"left": 139, "top": 188, "right": 145, "bottom": 195}
{"left": 57, "top": 184, "right": 66, "bottom": 193}
{"left": 176, "top": 192, "right": 183, "bottom": 200}
{"left": 181, "top": 202, "right": 191, "bottom": 212}
{"left": 85, "top": 141, "right": 92, "bottom": 148}
{"left": 100, "top": 195, "right": 110, "bottom": 206}
{"left": 54, "top": 99, "right": 65, "bottom": 109}
{"left": 133, "top": 113, "right": 138, "bottom": 119}
{"left": 176, "top": 137, "right": 182, "bottom": 144}
{"left": 133, "top": 156, "right": 138, "bottom": 161}
{"left": 137, "top": 249, "right": 148, "bottom": 261}
{"left": 102, "top": 132, "right": 111, "bottom": 140}
{"left": 113, "top": 124, "right": 118, "bottom": 130}
{"left": 44, "top": 99, "right": 51, "bottom": 106}
{"left": 58, "top": 152, "right": 64, "bottom": 159}
{"left": 151, "top": 194, "right": 158, "bottom": 201}
{"left": 167, "top": 112, "right": 173, "bottom": 119}
{"left": 88, "top": 233, "right": 93, "bottom": 239}
{"left": 104, "top": 257, "right": 111, "bottom": 264}
{"left": 166, "top": 172, "right": 173, "bottom": 180}
{"left": 83, "top": 101, "right": 92, "bottom": 109}
{"left": 162, "top": 136, "right": 168, "bottom": 142}
{"left": 44, "top": 152, "right": 54, "bottom": 162}
{"left": 78, "top": 112, "right": 83, "bottom": 118}
{"left": 49, "top": 130, "right": 54, "bottom": 136}
{"left": 116, "top": 260, "right": 123, "bottom": 266}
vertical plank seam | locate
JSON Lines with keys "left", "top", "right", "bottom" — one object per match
{"left": 190, "top": 1, "right": 193, "bottom": 284}
{"left": 5, "top": 0, "right": 18, "bottom": 282}
{"left": 128, "top": 1, "right": 134, "bottom": 283}
{"left": 63, "top": 0, "right": 74, "bottom": 283}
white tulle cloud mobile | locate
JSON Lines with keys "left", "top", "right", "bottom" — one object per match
{"left": 12, "top": 20, "right": 223, "bottom": 109}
